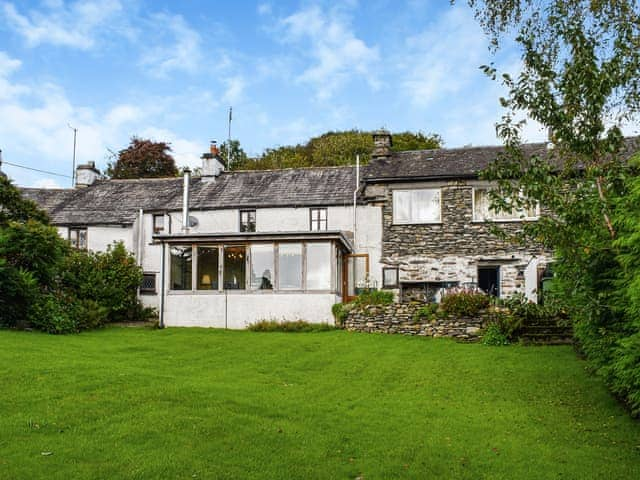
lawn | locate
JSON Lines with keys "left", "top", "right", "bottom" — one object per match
{"left": 0, "top": 328, "right": 638, "bottom": 479}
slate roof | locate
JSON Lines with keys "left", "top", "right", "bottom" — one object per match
{"left": 21, "top": 166, "right": 357, "bottom": 226}
{"left": 364, "top": 143, "right": 550, "bottom": 181}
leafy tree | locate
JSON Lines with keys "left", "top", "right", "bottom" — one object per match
{"left": 107, "top": 137, "right": 178, "bottom": 179}
{"left": 461, "top": 0, "right": 640, "bottom": 414}
{"left": 0, "top": 176, "right": 49, "bottom": 226}
{"left": 219, "top": 139, "right": 249, "bottom": 170}
{"left": 233, "top": 130, "right": 441, "bottom": 171}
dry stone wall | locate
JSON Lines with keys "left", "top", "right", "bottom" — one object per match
{"left": 343, "top": 303, "right": 489, "bottom": 341}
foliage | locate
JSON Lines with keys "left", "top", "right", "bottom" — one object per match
{"left": 440, "top": 288, "right": 490, "bottom": 316}
{"left": 351, "top": 289, "right": 394, "bottom": 307}
{"left": 60, "top": 242, "right": 145, "bottom": 323}
{"left": 413, "top": 303, "right": 439, "bottom": 322}
{"left": 247, "top": 319, "right": 335, "bottom": 332}
{"left": 462, "top": 0, "right": 640, "bottom": 414}
{"left": 482, "top": 323, "right": 510, "bottom": 346}
{"left": 231, "top": 130, "right": 442, "bottom": 171}
{"left": 331, "top": 303, "right": 351, "bottom": 326}
{"left": 0, "top": 175, "right": 50, "bottom": 227}
{"left": 219, "top": 139, "right": 249, "bottom": 170}
{"left": 107, "top": 137, "right": 178, "bottom": 179}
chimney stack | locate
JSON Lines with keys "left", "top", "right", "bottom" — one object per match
{"left": 75, "top": 161, "right": 100, "bottom": 187}
{"left": 372, "top": 129, "right": 392, "bottom": 159}
{"left": 201, "top": 140, "right": 225, "bottom": 180}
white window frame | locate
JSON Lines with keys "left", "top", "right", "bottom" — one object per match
{"left": 472, "top": 188, "right": 539, "bottom": 222}
{"left": 69, "top": 227, "right": 88, "bottom": 249}
{"left": 392, "top": 188, "right": 441, "bottom": 224}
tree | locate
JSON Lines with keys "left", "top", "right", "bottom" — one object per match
{"left": 0, "top": 175, "right": 50, "bottom": 227}
{"left": 107, "top": 137, "right": 178, "bottom": 179}
{"left": 232, "top": 130, "right": 442, "bottom": 171}
{"left": 219, "top": 139, "right": 250, "bottom": 170}
{"left": 461, "top": 0, "right": 640, "bottom": 414}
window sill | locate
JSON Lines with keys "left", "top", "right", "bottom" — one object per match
{"left": 471, "top": 218, "right": 539, "bottom": 223}
{"left": 392, "top": 221, "right": 442, "bottom": 226}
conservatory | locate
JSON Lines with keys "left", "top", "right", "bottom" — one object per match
{"left": 154, "top": 231, "right": 354, "bottom": 328}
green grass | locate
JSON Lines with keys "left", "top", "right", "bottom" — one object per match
{"left": 0, "top": 328, "right": 638, "bottom": 479}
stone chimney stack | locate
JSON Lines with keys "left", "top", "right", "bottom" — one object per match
{"left": 372, "top": 129, "right": 392, "bottom": 159}
{"left": 75, "top": 161, "right": 100, "bottom": 187}
{"left": 201, "top": 140, "right": 225, "bottom": 180}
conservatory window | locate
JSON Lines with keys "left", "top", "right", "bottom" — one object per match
{"left": 170, "top": 246, "right": 192, "bottom": 290}
{"left": 197, "top": 246, "right": 219, "bottom": 290}
{"left": 278, "top": 243, "right": 303, "bottom": 289}
{"left": 223, "top": 246, "right": 246, "bottom": 289}
{"left": 250, "top": 244, "right": 274, "bottom": 290}
{"left": 306, "top": 243, "right": 331, "bottom": 290}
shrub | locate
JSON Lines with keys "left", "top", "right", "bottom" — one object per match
{"left": 482, "top": 323, "right": 510, "bottom": 346}
{"left": 413, "top": 303, "right": 439, "bottom": 322}
{"left": 28, "top": 293, "right": 79, "bottom": 334}
{"left": 248, "top": 320, "right": 335, "bottom": 332}
{"left": 352, "top": 290, "right": 394, "bottom": 307}
{"left": 440, "top": 289, "right": 490, "bottom": 316}
{"left": 332, "top": 303, "right": 351, "bottom": 326}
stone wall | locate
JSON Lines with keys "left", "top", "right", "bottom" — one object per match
{"left": 343, "top": 303, "right": 488, "bottom": 341}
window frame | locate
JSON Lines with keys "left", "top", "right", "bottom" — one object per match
{"left": 239, "top": 209, "right": 256, "bottom": 232}
{"left": 69, "top": 227, "right": 88, "bottom": 250}
{"left": 472, "top": 187, "right": 539, "bottom": 222}
{"left": 153, "top": 214, "right": 165, "bottom": 234}
{"left": 309, "top": 208, "right": 328, "bottom": 231}
{"left": 382, "top": 267, "right": 399, "bottom": 289}
{"left": 140, "top": 272, "right": 157, "bottom": 294}
{"left": 392, "top": 188, "right": 442, "bottom": 225}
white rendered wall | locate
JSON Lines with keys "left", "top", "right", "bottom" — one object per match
{"left": 163, "top": 293, "right": 337, "bottom": 328}
{"left": 87, "top": 226, "right": 133, "bottom": 252}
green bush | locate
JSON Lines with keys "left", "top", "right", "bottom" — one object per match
{"left": 248, "top": 320, "right": 335, "bottom": 332}
{"left": 28, "top": 293, "right": 79, "bottom": 334}
{"left": 440, "top": 289, "right": 490, "bottom": 316}
{"left": 482, "top": 323, "right": 510, "bottom": 346}
{"left": 352, "top": 290, "right": 394, "bottom": 306}
{"left": 413, "top": 303, "right": 439, "bottom": 322}
{"left": 332, "top": 303, "right": 352, "bottom": 326}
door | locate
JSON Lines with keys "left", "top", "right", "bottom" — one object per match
{"left": 478, "top": 266, "right": 500, "bottom": 297}
{"left": 343, "top": 254, "right": 369, "bottom": 302}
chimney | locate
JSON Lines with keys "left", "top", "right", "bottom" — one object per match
{"left": 182, "top": 167, "right": 190, "bottom": 232}
{"left": 75, "top": 161, "right": 100, "bottom": 187}
{"left": 372, "top": 129, "right": 392, "bottom": 159}
{"left": 0, "top": 149, "right": 6, "bottom": 179}
{"left": 201, "top": 140, "right": 225, "bottom": 180}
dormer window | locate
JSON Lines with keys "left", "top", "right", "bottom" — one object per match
{"left": 310, "top": 208, "right": 327, "bottom": 231}
{"left": 240, "top": 209, "right": 256, "bottom": 232}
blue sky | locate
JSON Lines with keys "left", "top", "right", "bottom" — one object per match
{"left": 0, "top": 1, "right": 633, "bottom": 188}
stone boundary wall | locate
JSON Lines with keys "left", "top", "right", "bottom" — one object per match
{"left": 343, "top": 303, "right": 489, "bottom": 341}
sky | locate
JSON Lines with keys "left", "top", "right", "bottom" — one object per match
{"left": 0, "top": 1, "right": 636, "bottom": 189}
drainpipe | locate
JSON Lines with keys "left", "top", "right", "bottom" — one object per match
{"left": 137, "top": 209, "right": 144, "bottom": 266}
{"left": 182, "top": 168, "right": 191, "bottom": 232}
{"left": 352, "top": 154, "right": 359, "bottom": 247}
{"left": 159, "top": 242, "right": 166, "bottom": 328}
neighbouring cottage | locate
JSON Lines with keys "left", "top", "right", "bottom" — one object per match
{"left": 20, "top": 132, "right": 560, "bottom": 328}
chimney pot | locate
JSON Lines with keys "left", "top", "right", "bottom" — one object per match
{"left": 210, "top": 141, "right": 219, "bottom": 156}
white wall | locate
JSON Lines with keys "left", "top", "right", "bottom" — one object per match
{"left": 87, "top": 226, "right": 133, "bottom": 252}
{"left": 163, "top": 292, "right": 337, "bottom": 328}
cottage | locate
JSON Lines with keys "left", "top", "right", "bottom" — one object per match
{"left": 21, "top": 132, "right": 554, "bottom": 328}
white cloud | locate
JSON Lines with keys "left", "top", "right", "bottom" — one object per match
{"left": 32, "top": 178, "right": 63, "bottom": 189}
{"left": 257, "top": 3, "right": 271, "bottom": 16}
{"left": 1, "top": 0, "right": 126, "bottom": 50}
{"left": 400, "top": 6, "right": 487, "bottom": 108}
{"left": 140, "top": 13, "right": 203, "bottom": 76}
{"left": 279, "top": 5, "right": 380, "bottom": 100}
{"left": 221, "top": 76, "right": 246, "bottom": 104}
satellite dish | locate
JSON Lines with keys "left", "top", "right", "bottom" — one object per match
{"left": 188, "top": 216, "right": 199, "bottom": 227}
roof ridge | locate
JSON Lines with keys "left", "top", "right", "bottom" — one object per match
{"left": 225, "top": 165, "right": 356, "bottom": 174}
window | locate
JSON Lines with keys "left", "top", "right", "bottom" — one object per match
{"left": 170, "top": 246, "right": 192, "bottom": 290}
{"left": 310, "top": 208, "right": 328, "bottom": 231}
{"left": 140, "top": 273, "right": 156, "bottom": 294}
{"left": 240, "top": 210, "right": 256, "bottom": 232}
{"left": 473, "top": 188, "right": 538, "bottom": 221}
{"left": 478, "top": 266, "right": 500, "bottom": 297}
{"left": 197, "top": 247, "right": 219, "bottom": 290}
{"left": 250, "top": 244, "right": 274, "bottom": 290}
{"left": 153, "top": 214, "right": 165, "bottom": 234}
{"left": 306, "top": 243, "right": 331, "bottom": 290}
{"left": 223, "top": 246, "right": 246, "bottom": 289}
{"left": 278, "top": 243, "right": 302, "bottom": 289}
{"left": 392, "top": 189, "right": 441, "bottom": 224}
{"left": 69, "top": 227, "right": 87, "bottom": 249}
{"left": 382, "top": 267, "right": 399, "bottom": 288}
